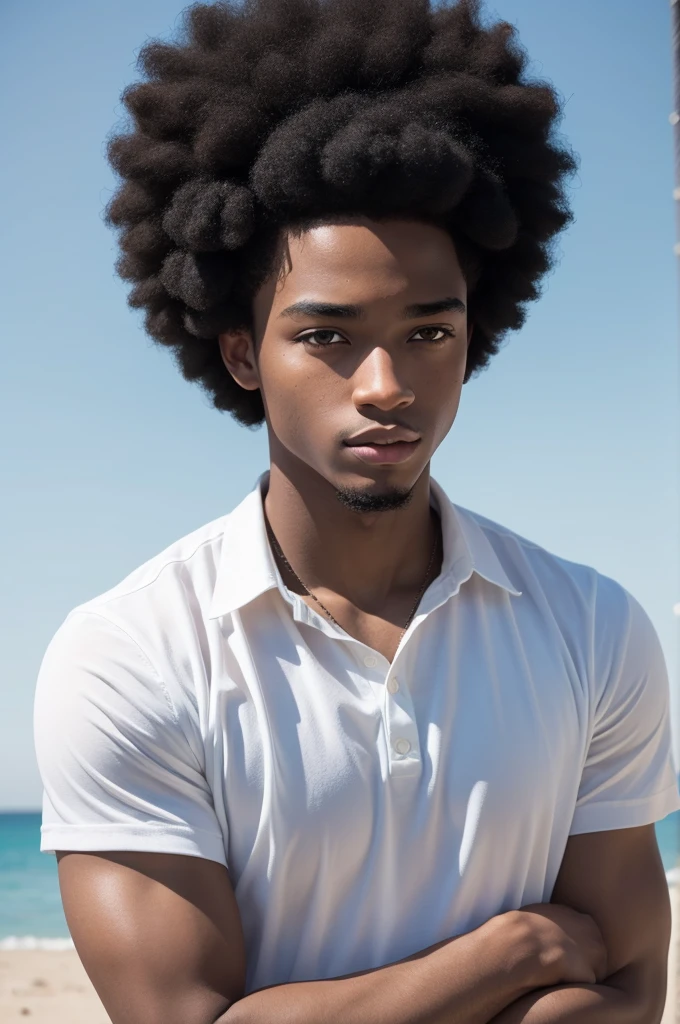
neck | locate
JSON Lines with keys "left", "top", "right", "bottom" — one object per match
{"left": 263, "top": 456, "right": 438, "bottom": 612}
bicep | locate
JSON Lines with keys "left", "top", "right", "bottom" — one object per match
{"left": 552, "top": 826, "right": 670, "bottom": 1000}
{"left": 57, "top": 850, "right": 247, "bottom": 1024}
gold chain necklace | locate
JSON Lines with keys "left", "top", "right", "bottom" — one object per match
{"left": 265, "top": 515, "right": 439, "bottom": 645}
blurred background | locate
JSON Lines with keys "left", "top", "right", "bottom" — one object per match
{"left": 1, "top": 0, "right": 679, "bottom": 1018}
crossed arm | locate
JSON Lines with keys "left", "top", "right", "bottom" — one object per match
{"left": 488, "top": 825, "right": 670, "bottom": 1023}
{"left": 56, "top": 822, "right": 671, "bottom": 1024}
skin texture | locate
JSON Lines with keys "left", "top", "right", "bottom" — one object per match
{"left": 56, "top": 219, "right": 671, "bottom": 1023}
{"left": 489, "top": 826, "right": 670, "bottom": 1022}
{"left": 56, "top": 851, "right": 246, "bottom": 1024}
{"left": 56, "top": 827, "right": 669, "bottom": 1024}
{"left": 220, "top": 218, "right": 471, "bottom": 661}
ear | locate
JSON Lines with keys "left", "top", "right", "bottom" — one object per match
{"left": 466, "top": 322, "right": 474, "bottom": 348}
{"left": 218, "top": 329, "right": 261, "bottom": 392}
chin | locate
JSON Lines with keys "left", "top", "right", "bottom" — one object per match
{"left": 331, "top": 473, "right": 418, "bottom": 514}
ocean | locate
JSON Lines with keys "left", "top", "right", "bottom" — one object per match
{"left": 2, "top": 811, "right": 679, "bottom": 948}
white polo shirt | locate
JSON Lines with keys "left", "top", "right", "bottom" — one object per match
{"left": 34, "top": 474, "right": 680, "bottom": 995}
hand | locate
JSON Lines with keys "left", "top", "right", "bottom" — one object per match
{"left": 504, "top": 903, "right": 608, "bottom": 990}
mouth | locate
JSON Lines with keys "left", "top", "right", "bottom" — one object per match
{"left": 343, "top": 438, "right": 422, "bottom": 466}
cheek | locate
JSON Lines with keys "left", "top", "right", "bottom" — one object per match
{"left": 258, "top": 344, "right": 343, "bottom": 447}
{"left": 423, "top": 341, "right": 467, "bottom": 393}
{"left": 426, "top": 347, "right": 467, "bottom": 434}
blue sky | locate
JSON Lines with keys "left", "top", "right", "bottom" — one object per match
{"left": 1, "top": 0, "right": 678, "bottom": 809}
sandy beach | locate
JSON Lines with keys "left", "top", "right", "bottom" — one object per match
{"left": 0, "top": 949, "right": 110, "bottom": 1023}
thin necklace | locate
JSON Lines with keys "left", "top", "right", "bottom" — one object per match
{"left": 264, "top": 514, "right": 440, "bottom": 646}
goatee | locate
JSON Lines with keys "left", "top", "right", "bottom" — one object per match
{"left": 334, "top": 486, "right": 414, "bottom": 514}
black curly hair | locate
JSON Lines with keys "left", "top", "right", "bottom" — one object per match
{"left": 105, "top": 0, "right": 576, "bottom": 426}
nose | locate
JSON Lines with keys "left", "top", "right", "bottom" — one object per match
{"left": 351, "top": 346, "right": 415, "bottom": 413}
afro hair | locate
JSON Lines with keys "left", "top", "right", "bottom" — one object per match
{"left": 105, "top": 0, "right": 576, "bottom": 426}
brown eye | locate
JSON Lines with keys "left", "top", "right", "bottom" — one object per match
{"left": 410, "top": 327, "right": 453, "bottom": 343}
{"left": 296, "top": 330, "right": 346, "bottom": 346}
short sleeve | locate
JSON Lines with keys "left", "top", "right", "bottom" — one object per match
{"left": 569, "top": 581, "right": 680, "bottom": 835}
{"left": 34, "top": 610, "right": 227, "bottom": 866}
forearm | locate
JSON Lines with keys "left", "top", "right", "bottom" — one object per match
{"left": 221, "top": 914, "right": 539, "bottom": 1024}
{"left": 488, "top": 968, "right": 660, "bottom": 1024}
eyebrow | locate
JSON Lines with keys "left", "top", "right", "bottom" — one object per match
{"left": 278, "top": 297, "right": 466, "bottom": 320}
{"left": 403, "top": 297, "right": 466, "bottom": 318}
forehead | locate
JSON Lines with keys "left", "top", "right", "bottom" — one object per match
{"left": 270, "top": 218, "right": 466, "bottom": 305}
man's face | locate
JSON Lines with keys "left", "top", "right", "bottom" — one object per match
{"left": 220, "top": 217, "right": 470, "bottom": 506}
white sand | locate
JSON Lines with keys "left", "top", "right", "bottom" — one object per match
{"left": 0, "top": 950, "right": 111, "bottom": 1023}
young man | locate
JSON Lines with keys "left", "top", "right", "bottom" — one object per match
{"left": 33, "top": 1, "right": 679, "bottom": 1022}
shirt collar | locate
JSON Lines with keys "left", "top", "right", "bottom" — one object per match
{"left": 208, "top": 474, "right": 280, "bottom": 620}
{"left": 428, "top": 477, "right": 522, "bottom": 601}
{"left": 208, "top": 472, "right": 520, "bottom": 621}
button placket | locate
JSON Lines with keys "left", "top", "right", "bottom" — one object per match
{"left": 384, "top": 671, "right": 420, "bottom": 774}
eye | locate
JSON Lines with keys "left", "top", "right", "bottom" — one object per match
{"left": 410, "top": 326, "right": 454, "bottom": 343}
{"left": 295, "top": 329, "right": 347, "bottom": 346}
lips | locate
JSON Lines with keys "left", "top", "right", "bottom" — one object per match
{"left": 344, "top": 437, "right": 422, "bottom": 466}
{"left": 344, "top": 427, "right": 421, "bottom": 447}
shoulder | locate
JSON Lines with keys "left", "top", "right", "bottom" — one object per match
{"left": 64, "top": 512, "right": 231, "bottom": 640}
{"left": 454, "top": 501, "right": 600, "bottom": 604}
{"left": 41, "top": 508, "right": 242, "bottom": 718}
{"left": 451, "top": 501, "right": 656, "bottom": 679}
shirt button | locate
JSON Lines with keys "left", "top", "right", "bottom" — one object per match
{"left": 387, "top": 678, "right": 400, "bottom": 694}
{"left": 363, "top": 654, "right": 377, "bottom": 668}
{"left": 394, "top": 738, "right": 411, "bottom": 755}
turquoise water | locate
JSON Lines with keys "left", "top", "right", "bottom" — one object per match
{"left": 2, "top": 811, "right": 679, "bottom": 944}
{"left": 1, "top": 814, "right": 69, "bottom": 945}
